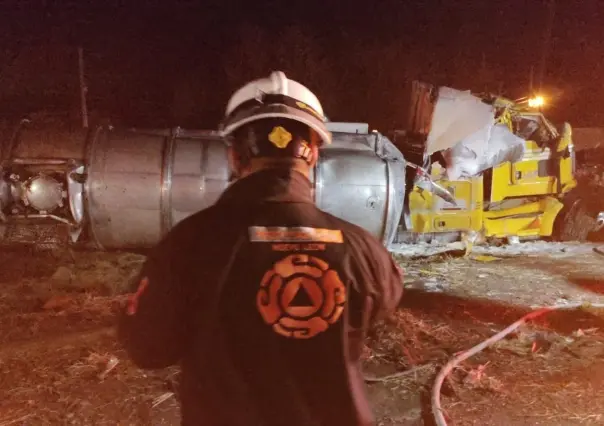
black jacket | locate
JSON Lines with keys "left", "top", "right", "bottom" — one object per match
{"left": 118, "top": 167, "right": 404, "bottom": 426}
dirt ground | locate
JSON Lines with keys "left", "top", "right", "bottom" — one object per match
{"left": 2, "top": 243, "right": 604, "bottom": 425}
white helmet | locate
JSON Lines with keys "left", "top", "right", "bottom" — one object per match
{"left": 220, "top": 71, "right": 332, "bottom": 146}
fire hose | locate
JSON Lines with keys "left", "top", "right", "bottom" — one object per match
{"left": 431, "top": 301, "right": 604, "bottom": 426}
{"left": 364, "top": 245, "right": 604, "bottom": 422}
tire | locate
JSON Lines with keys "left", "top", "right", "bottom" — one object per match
{"left": 554, "top": 199, "right": 598, "bottom": 242}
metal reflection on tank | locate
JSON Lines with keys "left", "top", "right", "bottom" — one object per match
{"left": 21, "top": 174, "right": 65, "bottom": 212}
{"left": 315, "top": 123, "right": 406, "bottom": 246}
{"left": 84, "top": 127, "right": 231, "bottom": 249}
{"left": 0, "top": 120, "right": 406, "bottom": 250}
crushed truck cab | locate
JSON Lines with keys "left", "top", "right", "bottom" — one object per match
{"left": 394, "top": 81, "right": 586, "bottom": 244}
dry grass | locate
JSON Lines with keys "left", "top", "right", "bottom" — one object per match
{"left": 0, "top": 334, "right": 181, "bottom": 425}
{"left": 362, "top": 269, "right": 604, "bottom": 426}
{"left": 0, "top": 251, "right": 178, "bottom": 425}
{"left": 0, "top": 291, "right": 181, "bottom": 425}
{"left": 433, "top": 323, "right": 604, "bottom": 425}
{"left": 2, "top": 250, "right": 604, "bottom": 424}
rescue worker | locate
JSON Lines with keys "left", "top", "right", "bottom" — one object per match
{"left": 118, "top": 71, "right": 404, "bottom": 426}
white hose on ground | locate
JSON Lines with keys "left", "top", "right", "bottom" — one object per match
{"left": 432, "top": 302, "right": 604, "bottom": 426}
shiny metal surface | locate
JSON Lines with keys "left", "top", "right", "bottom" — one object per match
{"left": 596, "top": 211, "right": 604, "bottom": 232}
{"left": 85, "top": 126, "right": 405, "bottom": 249}
{"left": 85, "top": 127, "right": 231, "bottom": 249}
{"left": 1, "top": 120, "right": 408, "bottom": 249}
{"left": 68, "top": 164, "right": 86, "bottom": 226}
{"left": 315, "top": 131, "right": 406, "bottom": 246}
{"left": 0, "top": 123, "right": 88, "bottom": 248}
{"left": 22, "top": 174, "right": 64, "bottom": 212}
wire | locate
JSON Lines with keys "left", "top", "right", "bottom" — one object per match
{"left": 431, "top": 301, "right": 604, "bottom": 426}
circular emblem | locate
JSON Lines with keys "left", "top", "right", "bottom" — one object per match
{"left": 256, "top": 254, "right": 347, "bottom": 339}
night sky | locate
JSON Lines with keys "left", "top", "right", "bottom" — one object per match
{"left": 0, "top": 0, "right": 601, "bottom": 131}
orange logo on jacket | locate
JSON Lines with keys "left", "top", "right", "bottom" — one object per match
{"left": 256, "top": 254, "right": 347, "bottom": 339}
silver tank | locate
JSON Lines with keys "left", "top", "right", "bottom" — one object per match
{"left": 85, "top": 127, "right": 231, "bottom": 249}
{"left": 0, "top": 122, "right": 406, "bottom": 249}
{"left": 312, "top": 129, "right": 406, "bottom": 246}
{"left": 84, "top": 125, "right": 406, "bottom": 249}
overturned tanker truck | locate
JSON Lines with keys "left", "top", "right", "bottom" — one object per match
{"left": 0, "top": 83, "right": 600, "bottom": 250}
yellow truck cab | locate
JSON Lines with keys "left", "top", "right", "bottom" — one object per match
{"left": 393, "top": 82, "right": 590, "bottom": 245}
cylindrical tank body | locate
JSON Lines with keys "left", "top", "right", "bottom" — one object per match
{"left": 313, "top": 132, "right": 406, "bottom": 246}
{"left": 1, "top": 123, "right": 406, "bottom": 249}
{"left": 85, "top": 127, "right": 231, "bottom": 249}
{"left": 84, "top": 127, "right": 406, "bottom": 249}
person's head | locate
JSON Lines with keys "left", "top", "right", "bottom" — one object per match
{"left": 219, "top": 71, "right": 331, "bottom": 178}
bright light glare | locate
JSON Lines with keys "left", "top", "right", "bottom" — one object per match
{"left": 528, "top": 96, "right": 545, "bottom": 108}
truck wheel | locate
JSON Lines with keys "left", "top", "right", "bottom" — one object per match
{"left": 554, "top": 200, "right": 597, "bottom": 242}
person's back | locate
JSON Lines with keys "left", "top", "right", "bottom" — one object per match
{"left": 118, "top": 71, "right": 404, "bottom": 426}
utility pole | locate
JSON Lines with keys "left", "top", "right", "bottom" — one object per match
{"left": 78, "top": 46, "right": 89, "bottom": 128}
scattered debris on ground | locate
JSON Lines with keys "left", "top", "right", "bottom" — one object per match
{"left": 1, "top": 246, "right": 604, "bottom": 425}
{"left": 392, "top": 241, "right": 604, "bottom": 309}
{"left": 390, "top": 240, "right": 597, "bottom": 259}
